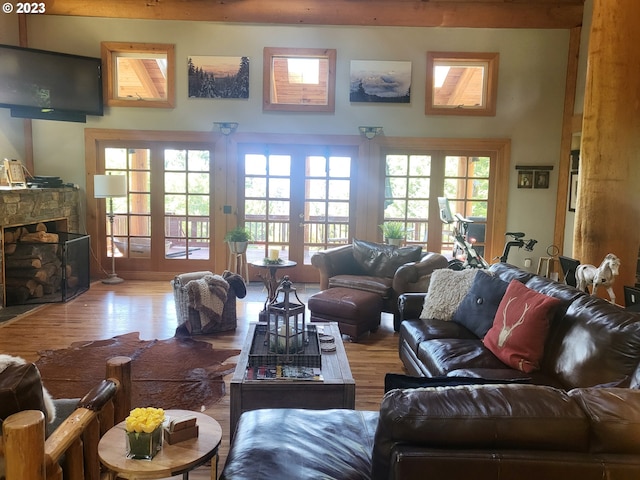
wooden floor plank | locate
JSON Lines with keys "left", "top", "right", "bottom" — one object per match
{"left": 0, "top": 280, "right": 404, "bottom": 479}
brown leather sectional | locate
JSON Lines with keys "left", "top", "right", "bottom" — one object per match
{"left": 221, "top": 263, "right": 640, "bottom": 480}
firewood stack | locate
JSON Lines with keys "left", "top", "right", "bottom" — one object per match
{"left": 4, "top": 223, "right": 68, "bottom": 305}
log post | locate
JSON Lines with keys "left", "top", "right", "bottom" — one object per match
{"left": 106, "top": 355, "right": 132, "bottom": 423}
{"left": 3, "top": 410, "right": 46, "bottom": 480}
{"left": 575, "top": 0, "right": 640, "bottom": 301}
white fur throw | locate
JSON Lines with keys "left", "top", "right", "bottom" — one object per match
{"left": 420, "top": 268, "right": 479, "bottom": 321}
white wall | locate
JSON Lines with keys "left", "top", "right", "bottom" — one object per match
{"left": 1, "top": 14, "right": 575, "bottom": 268}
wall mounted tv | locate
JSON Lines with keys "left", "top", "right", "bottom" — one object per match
{"left": 0, "top": 44, "right": 103, "bottom": 123}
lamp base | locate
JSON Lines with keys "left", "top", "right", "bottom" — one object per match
{"left": 102, "top": 273, "right": 125, "bottom": 285}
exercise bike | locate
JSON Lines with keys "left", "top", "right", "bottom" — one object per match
{"left": 438, "top": 197, "right": 537, "bottom": 270}
{"left": 438, "top": 197, "right": 489, "bottom": 270}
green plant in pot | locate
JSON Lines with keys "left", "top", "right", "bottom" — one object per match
{"left": 225, "top": 226, "right": 252, "bottom": 254}
{"left": 379, "top": 222, "right": 406, "bottom": 246}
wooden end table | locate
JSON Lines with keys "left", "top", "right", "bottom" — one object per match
{"left": 229, "top": 322, "right": 355, "bottom": 440}
{"left": 98, "top": 409, "right": 222, "bottom": 479}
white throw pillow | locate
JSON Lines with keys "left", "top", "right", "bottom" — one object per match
{"left": 420, "top": 268, "right": 479, "bottom": 321}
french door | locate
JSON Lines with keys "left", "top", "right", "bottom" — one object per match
{"left": 238, "top": 143, "right": 357, "bottom": 282}
{"left": 100, "top": 142, "right": 215, "bottom": 275}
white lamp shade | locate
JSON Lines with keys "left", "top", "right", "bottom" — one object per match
{"left": 94, "top": 174, "right": 127, "bottom": 198}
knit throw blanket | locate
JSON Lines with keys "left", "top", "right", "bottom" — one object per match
{"left": 185, "top": 274, "right": 229, "bottom": 330}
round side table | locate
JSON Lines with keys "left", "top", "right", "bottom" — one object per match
{"left": 98, "top": 409, "right": 222, "bottom": 480}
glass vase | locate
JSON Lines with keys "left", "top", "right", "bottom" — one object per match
{"left": 125, "top": 427, "right": 163, "bottom": 460}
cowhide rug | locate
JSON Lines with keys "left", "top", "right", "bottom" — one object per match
{"left": 35, "top": 332, "right": 240, "bottom": 411}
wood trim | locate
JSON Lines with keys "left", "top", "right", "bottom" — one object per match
{"left": 43, "top": 1, "right": 585, "bottom": 29}
{"left": 376, "top": 136, "right": 510, "bottom": 261}
{"left": 552, "top": 25, "right": 581, "bottom": 257}
{"left": 425, "top": 52, "right": 499, "bottom": 117}
{"left": 262, "top": 47, "right": 336, "bottom": 113}
{"left": 101, "top": 42, "right": 176, "bottom": 109}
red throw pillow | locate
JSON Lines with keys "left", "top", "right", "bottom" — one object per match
{"left": 483, "top": 280, "right": 561, "bottom": 373}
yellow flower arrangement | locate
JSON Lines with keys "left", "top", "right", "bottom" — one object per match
{"left": 125, "top": 407, "right": 165, "bottom": 434}
{"left": 124, "top": 407, "right": 165, "bottom": 459}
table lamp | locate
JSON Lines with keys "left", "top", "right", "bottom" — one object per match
{"left": 94, "top": 174, "right": 127, "bottom": 284}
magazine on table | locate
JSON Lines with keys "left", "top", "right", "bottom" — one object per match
{"left": 245, "top": 365, "right": 323, "bottom": 381}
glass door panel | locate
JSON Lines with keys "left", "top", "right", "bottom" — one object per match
{"left": 241, "top": 146, "right": 355, "bottom": 283}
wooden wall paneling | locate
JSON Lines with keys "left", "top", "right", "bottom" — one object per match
{"left": 42, "top": 1, "right": 585, "bottom": 29}
{"left": 552, "top": 26, "right": 582, "bottom": 257}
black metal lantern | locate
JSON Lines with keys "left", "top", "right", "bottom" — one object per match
{"left": 265, "top": 276, "right": 307, "bottom": 362}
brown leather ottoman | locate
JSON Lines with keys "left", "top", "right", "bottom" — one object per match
{"left": 308, "top": 287, "right": 382, "bottom": 341}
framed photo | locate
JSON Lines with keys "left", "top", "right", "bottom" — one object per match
{"left": 4, "top": 158, "right": 26, "bottom": 186}
{"left": 188, "top": 56, "right": 249, "bottom": 99}
{"left": 534, "top": 170, "right": 549, "bottom": 189}
{"left": 517, "top": 171, "right": 533, "bottom": 189}
{"left": 263, "top": 47, "right": 336, "bottom": 112}
{"left": 350, "top": 60, "right": 411, "bottom": 103}
{"left": 569, "top": 171, "right": 579, "bottom": 212}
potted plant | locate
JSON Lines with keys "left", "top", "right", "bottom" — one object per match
{"left": 225, "top": 226, "right": 252, "bottom": 254}
{"left": 379, "top": 222, "right": 406, "bottom": 246}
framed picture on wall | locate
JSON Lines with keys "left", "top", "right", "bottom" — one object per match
{"left": 534, "top": 170, "right": 549, "bottom": 189}
{"left": 517, "top": 171, "right": 533, "bottom": 188}
{"left": 569, "top": 171, "right": 579, "bottom": 212}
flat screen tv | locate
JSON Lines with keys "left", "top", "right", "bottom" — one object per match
{"left": 0, "top": 44, "right": 103, "bottom": 123}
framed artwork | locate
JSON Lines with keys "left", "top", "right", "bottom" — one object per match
{"left": 349, "top": 60, "right": 411, "bottom": 103}
{"left": 534, "top": 170, "right": 549, "bottom": 189}
{"left": 263, "top": 47, "right": 336, "bottom": 112}
{"left": 517, "top": 171, "right": 533, "bottom": 189}
{"left": 188, "top": 56, "right": 249, "bottom": 99}
{"left": 569, "top": 171, "right": 579, "bottom": 212}
{"left": 425, "top": 51, "right": 499, "bottom": 116}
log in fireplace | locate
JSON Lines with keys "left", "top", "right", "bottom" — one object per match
{"left": 0, "top": 187, "right": 85, "bottom": 308}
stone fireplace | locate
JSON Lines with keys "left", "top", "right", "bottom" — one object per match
{"left": 0, "top": 187, "right": 87, "bottom": 307}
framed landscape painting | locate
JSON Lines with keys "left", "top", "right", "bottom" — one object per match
{"left": 350, "top": 60, "right": 411, "bottom": 103}
{"left": 188, "top": 55, "right": 249, "bottom": 99}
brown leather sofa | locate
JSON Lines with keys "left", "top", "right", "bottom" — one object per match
{"left": 398, "top": 262, "right": 640, "bottom": 388}
{"left": 221, "top": 263, "right": 640, "bottom": 480}
{"left": 311, "top": 240, "right": 448, "bottom": 331}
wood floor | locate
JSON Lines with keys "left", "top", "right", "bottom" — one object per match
{"left": 0, "top": 280, "right": 404, "bottom": 479}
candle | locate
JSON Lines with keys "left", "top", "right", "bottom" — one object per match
{"left": 269, "top": 248, "right": 279, "bottom": 260}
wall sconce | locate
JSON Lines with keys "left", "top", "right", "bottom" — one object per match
{"left": 213, "top": 122, "right": 239, "bottom": 135}
{"left": 359, "top": 126, "right": 383, "bottom": 139}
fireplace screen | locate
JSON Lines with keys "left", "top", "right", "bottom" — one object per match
{"left": 4, "top": 232, "right": 90, "bottom": 306}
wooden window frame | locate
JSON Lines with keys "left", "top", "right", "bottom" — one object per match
{"left": 425, "top": 52, "right": 499, "bottom": 117}
{"left": 263, "top": 47, "right": 336, "bottom": 113}
{"left": 101, "top": 42, "right": 176, "bottom": 108}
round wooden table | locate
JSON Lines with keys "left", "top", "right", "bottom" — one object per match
{"left": 98, "top": 409, "right": 222, "bottom": 480}
{"left": 250, "top": 259, "right": 297, "bottom": 307}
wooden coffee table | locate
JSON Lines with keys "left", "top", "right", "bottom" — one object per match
{"left": 229, "top": 322, "right": 355, "bottom": 440}
{"left": 98, "top": 409, "right": 222, "bottom": 479}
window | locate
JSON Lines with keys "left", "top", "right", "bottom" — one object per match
{"left": 263, "top": 47, "right": 336, "bottom": 112}
{"left": 425, "top": 52, "right": 499, "bottom": 116}
{"left": 101, "top": 42, "right": 175, "bottom": 108}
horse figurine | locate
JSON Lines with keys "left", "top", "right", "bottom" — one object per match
{"left": 575, "top": 253, "right": 621, "bottom": 303}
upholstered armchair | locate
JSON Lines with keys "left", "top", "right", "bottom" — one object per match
{"left": 311, "top": 240, "right": 448, "bottom": 331}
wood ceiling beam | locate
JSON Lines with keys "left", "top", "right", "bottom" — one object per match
{"left": 44, "top": 1, "right": 585, "bottom": 29}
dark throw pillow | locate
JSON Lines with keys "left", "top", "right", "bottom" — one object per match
{"left": 352, "top": 239, "right": 422, "bottom": 278}
{"left": 483, "top": 280, "right": 561, "bottom": 373}
{"left": 452, "top": 270, "right": 510, "bottom": 338}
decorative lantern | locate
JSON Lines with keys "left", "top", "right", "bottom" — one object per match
{"left": 265, "top": 276, "right": 307, "bottom": 362}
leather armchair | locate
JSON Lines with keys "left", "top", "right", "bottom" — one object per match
{"left": 311, "top": 242, "right": 448, "bottom": 331}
